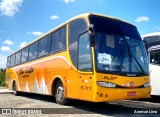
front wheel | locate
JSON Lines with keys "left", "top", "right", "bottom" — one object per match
{"left": 55, "top": 81, "right": 69, "bottom": 105}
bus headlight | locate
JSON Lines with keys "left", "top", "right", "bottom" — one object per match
{"left": 97, "top": 81, "right": 116, "bottom": 88}
{"left": 144, "top": 82, "right": 150, "bottom": 87}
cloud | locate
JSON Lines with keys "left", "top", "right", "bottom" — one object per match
{"left": 1, "top": 46, "right": 11, "bottom": 51}
{"left": 0, "top": 0, "right": 23, "bottom": 17}
{"left": 0, "top": 54, "right": 7, "bottom": 68}
{"left": 50, "top": 15, "right": 59, "bottom": 20}
{"left": 63, "top": 0, "right": 75, "bottom": 3}
{"left": 135, "top": 16, "right": 149, "bottom": 22}
{"left": 3, "top": 39, "right": 14, "bottom": 45}
{"left": 27, "top": 31, "right": 44, "bottom": 36}
{"left": 20, "top": 42, "right": 27, "bottom": 48}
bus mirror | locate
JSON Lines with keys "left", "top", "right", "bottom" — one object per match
{"left": 78, "top": 24, "right": 95, "bottom": 47}
{"left": 89, "top": 24, "right": 95, "bottom": 47}
{"left": 89, "top": 24, "right": 95, "bottom": 34}
{"left": 89, "top": 33, "right": 95, "bottom": 47}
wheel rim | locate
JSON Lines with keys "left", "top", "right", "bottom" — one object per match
{"left": 57, "top": 86, "right": 64, "bottom": 102}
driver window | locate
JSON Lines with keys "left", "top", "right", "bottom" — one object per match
{"left": 78, "top": 33, "right": 92, "bottom": 72}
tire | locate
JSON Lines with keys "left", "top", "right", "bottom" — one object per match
{"left": 12, "top": 82, "right": 19, "bottom": 96}
{"left": 55, "top": 81, "right": 69, "bottom": 105}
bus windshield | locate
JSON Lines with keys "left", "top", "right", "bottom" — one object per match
{"left": 89, "top": 16, "right": 148, "bottom": 76}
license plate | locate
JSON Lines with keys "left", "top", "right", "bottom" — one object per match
{"left": 127, "top": 92, "right": 136, "bottom": 96}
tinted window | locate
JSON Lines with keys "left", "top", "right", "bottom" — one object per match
{"left": 10, "top": 54, "right": 15, "bottom": 66}
{"left": 38, "top": 36, "right": 51, "bottom": 57}
{"left": 15, "top": 51, "right": 21, "bottom": 65}
{"left": 69, "top": 19, "right": 87, "bottom": 69}
{"left": 150, "top": 49, "right": 160, "bottom": 65}
{"left": 51, "top": 27, "right": 66, "bottom": 53}
{"left": 6, "top": 57, "right": 10, "bottom": 67}
{"left": 29, "top": 42, "right": 38, "bottom": 60}
{"left": 21, "top": 47, "right": 29, "bottom": 63}
{"left": 94, "top": 32, "right": 148, "bottom": 75}
{"left": 89, "top": 15, "right": 141, "bottom": 40}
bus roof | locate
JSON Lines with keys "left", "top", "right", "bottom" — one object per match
{"left": 142, "top": 32, "right": 160, "bottom": 50}
{"left": 141, "top": 32, "right": 160, "bottom": 39}
{"left": 8, "top": 13, "right": 134, "bottom": 57}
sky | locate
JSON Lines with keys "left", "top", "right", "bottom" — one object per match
{"left": 0, "top": 0, "right": 160, "bottom": 68}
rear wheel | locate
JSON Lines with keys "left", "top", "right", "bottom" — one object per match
{"left": 55, "top": 81, "right": 69, "bottom": 105}
{"left": 12, "top": 82, "right": 19, "bottom": 96}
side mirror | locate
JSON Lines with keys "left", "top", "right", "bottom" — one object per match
{"left": 77, "top": 24, "right": 95, "bottom": 47}
{"left": 88, "top": 24, "right": 95, "bottom": 34}
{"left": 89, "top": 24, "right": 95, "bottom": 47}
{"left": 89, "top": 33, "right": 95, "bottom": 47}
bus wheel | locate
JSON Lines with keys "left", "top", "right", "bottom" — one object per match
{"left": 55, "top": 81, "right": 69, "bottom": 105}
{"left": 13, "top": 82, "right": 18, "bottom": 96}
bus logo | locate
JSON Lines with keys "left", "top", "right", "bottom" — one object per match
{"left": 130, "top": 82, "right": 134, "bottom": 87}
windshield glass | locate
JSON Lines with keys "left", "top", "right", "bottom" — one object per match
{"left": 89, "top": 15, "right": 148, "bottom": 76}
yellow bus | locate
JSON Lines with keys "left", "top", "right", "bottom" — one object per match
{"left": 6, "top": 13, "right": 151, "bottom": 105}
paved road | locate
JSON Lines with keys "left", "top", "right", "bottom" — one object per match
{"left": 0, "top": 88, "right": 160, "bottom": 117}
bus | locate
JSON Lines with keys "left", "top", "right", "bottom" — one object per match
{"left": 6, "top": 13, "right": 151, "bottom": 105}
{"left": 142, "top": 32, "right": 160, "bottom": 96}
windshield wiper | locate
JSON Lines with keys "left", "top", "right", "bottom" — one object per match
{"left": 117, "top": 47, "right": 125, "bottom": 74}
{"left": 125, "top": 39, "right": 145, "bottom": 73}
{"left": 125, "top": 39, "right": 132, "bottom": 72}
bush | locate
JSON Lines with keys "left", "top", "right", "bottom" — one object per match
{"left": 0, "top": 68, "right": 5, "bottom": 87}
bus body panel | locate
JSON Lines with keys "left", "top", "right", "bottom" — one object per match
{"left": 6, "top": 52, "right": 71, "bottom": 96}
{"left": 150, "top": 64, "right": 160, "bottom": 95}
{"left": 66, "top": 70, "right": 94, "bottom": 101}
{"left": 93, "top": 87, "right": 151, "bottom": 102}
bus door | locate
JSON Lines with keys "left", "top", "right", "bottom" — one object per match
{"left": 67, "top": 32, "right": 93, "bottom": 101}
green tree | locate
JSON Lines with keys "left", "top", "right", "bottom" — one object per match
{"left": 0, "top": 68, "right": 6, "bottom": 87}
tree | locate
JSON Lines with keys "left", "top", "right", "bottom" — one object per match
{"left": 0, "top": 68, "right": 5, "bottom": 87}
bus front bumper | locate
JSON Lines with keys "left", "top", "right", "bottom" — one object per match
{"left": 93, "top": 87, "right": 151, "bottom": 102}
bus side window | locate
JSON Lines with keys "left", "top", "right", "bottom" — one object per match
{"left": 29, "top": 41, "right": 38, "bottom": 60}
{"left": 15, "top": 51, "right": 22, "bottom": 65}
{"left": 6, "top": 57, "right": 11, "bottom": 68}
{"left": 58, "top": 27, "right": 66, "bottom": 50}
{"left": 21, "top": 47, "right": 29, "bottom": 63}
{"left": 69, "top": 19, "right": 87, "bottom": 69}
{"left": 38, "top": 36, "right": 51, "bottom": 57}
{"left": 150, "top": 49, "right": 160, "bottom": 65}
{"left": 10, "top": 54, "right": 15, "bottom": 67}
{"left": 50, "top": 26, "right": 66, "bottom": 53}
